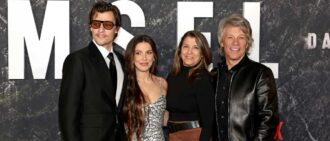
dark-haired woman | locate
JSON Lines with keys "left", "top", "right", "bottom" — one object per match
{"left": 166, "top": 31, "right": 214, "bottom": 141}
{"left": 123, "top": 35, "right": 168, "bottom": 141}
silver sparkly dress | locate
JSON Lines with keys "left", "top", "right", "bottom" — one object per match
{"left": 141, "top": 95, "right": 166, "bottom": 141}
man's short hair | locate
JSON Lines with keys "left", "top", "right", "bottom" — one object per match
{"left": 89, "top": 1, "right": 121, "bottom": 27}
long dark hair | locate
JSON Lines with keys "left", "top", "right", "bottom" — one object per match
{"left": 171, "top": 30, "right": 212, "bottom": 81}
{"left": 123, "top": 35, "right": 158, "bottom": 141}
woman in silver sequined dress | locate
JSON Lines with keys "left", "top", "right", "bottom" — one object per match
{"left": 123, "top": 35, "right": 168, "bottom": 141}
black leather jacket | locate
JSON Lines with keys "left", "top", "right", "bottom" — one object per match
{"left": 212, "top": 56, "right": 279, "bottom": 141}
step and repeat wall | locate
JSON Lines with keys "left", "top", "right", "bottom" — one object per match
{"left": 0, "top": 0, "right": 329, "bottom": 140}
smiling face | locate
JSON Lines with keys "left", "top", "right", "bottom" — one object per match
{"left": 134, "top": 42, "right": 155, "bottom": 73}
{"left": 90, "top": 11, "right": 119, "bottom": 49}
{"left": 180, "top": 36, "right": 202, "bottom": 67}
{"left": 221, "top": 25, "right": 248, "bottom": 68}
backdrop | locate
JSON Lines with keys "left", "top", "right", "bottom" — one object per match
{"left": 0, "top": 0, "right": 329, "bottom": 140}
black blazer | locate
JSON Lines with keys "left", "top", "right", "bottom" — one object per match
{"left": 59, "top": 41, "right": 127, "bottom": 141}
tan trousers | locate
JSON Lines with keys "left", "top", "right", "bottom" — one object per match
{"left": 169, "top": 128, "right": 201, "bottom": 141}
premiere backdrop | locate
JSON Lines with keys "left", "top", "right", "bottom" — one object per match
{"left": 0, "top": 0, "right": 329, "bottom": 140}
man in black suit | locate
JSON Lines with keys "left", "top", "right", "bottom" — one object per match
{"left": 59, "top": 1, "right": 126, "bottom": 141}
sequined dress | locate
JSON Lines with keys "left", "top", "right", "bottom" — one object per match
{"left": 141, "top": 95, "right": 166, "bottom": 141}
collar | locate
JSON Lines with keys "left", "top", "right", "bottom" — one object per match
{"left": 220, "top": 55, "right": 249, "bottom": 72}
{"left": 181, "top": 66, "right": 192, "bottom": 72}
{"left": 92, "top": 40, "right": 114, "bottom": 58}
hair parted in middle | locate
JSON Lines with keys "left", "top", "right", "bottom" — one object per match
{"left": 217, "top": 14, "right": 253, "bottom": 56}
{"left": 123, "top": 34, "right": 158, "bottom": 141}
{"left": 171, "top": 30, "right": 212, "bottom": 81}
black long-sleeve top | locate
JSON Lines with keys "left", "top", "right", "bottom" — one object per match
{"left": 166, "top": 66, "right": 214, "bottom": 141}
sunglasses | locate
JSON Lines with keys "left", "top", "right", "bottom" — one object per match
{"left": 91, "top": 20, "right": 116, "bottom": 30}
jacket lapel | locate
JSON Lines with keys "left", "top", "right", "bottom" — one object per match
{"left": 88, "top": 42, "right": 116, "bottom": 105}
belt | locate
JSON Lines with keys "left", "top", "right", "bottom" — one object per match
{"left": 168, "top": 121, "right": 200, "bottom": 133}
